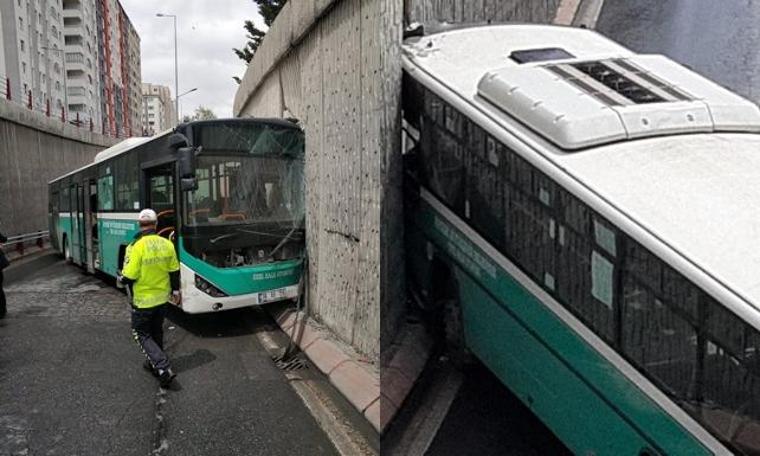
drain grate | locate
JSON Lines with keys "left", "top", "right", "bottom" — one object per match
{"left": 273, "top": 352, "right": 310, "bottom": 371}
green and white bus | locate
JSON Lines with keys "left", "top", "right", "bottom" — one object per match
{"left": 403, "top": 24, "right": 760, "bottom": 455}
{"left": 48, "top": 118, "right": 305, "bottom": 313}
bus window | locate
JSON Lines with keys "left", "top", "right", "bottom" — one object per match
{"left": 98, "top": 165, "right": 114, "bottom": 211}
{"left": 114, "top": 154, "right": 139, "bottom": 211}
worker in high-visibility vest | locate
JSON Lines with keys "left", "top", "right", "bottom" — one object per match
{"left": 119, "top": 209, "right": 180, "bottom": 387}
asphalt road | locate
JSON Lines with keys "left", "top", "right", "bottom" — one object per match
{"left": 0, "top": 257, "right": 338, "bottom": 456}
{"left": 424, "top": 360, "right": 570, "bottom": 456}
{"left": 597, "top": 0, "right": 760, "bottom": 104}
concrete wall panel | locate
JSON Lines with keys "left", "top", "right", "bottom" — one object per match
{"left": 405, "top": 0, "right": 559, "bottom": 25}
{"left": 0, "top": 99, "right": 116, "bottom": 235}
{"left": 234, "top": 0, "right": 558, "bottom": 360}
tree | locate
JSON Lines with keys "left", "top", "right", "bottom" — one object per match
{"left": 183, "top": 106, "right": 217, "bottom": 123}
{"left": 232, "top": 0, "right": 288, "bottom": 82}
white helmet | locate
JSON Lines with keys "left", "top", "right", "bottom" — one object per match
{"left": 138, "top": 209, "right": 158, "bottom": 223}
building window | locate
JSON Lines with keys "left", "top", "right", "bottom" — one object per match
{"left": 20, "top": 39, "right": 25, "bottom": 51}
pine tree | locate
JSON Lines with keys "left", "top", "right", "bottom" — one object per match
{"left": 183, "top": 106, "right": 217, "bottom": 123}
{"left": 233, "top": 0, "right": 288, "bottom": 65}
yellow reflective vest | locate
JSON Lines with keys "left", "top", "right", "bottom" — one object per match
{"left": 122, "top": 233, "right": 180, "bottom": 309}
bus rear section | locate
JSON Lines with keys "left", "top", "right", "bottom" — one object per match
{"left": 400, "top": 24, "right": 760, "bottom": 455}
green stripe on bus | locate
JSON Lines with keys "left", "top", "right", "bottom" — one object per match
{"left": 178, "top": 238, "right": 302, "bottom": 296}
{"left": 414, "top": 199, "right": 711, "bottom": 456}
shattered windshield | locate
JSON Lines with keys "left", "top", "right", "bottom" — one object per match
{"left": 182, "top": 122, "right": 305, "bottom": 267}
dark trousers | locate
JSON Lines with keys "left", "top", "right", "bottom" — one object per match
{"left": 0, "top": 269, "right": 5, "bottom": 318}
{"left": 131, "top": 304, "right": 170, "bottom": 371}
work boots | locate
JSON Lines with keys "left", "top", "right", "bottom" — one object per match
{"left": 158, "top": 368, "right": 176, "bottom": 388}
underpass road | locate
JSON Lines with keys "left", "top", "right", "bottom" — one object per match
{"left": 597, "top": 0, "right": 760, "bottom": 103}
{"left": 0, "top": 258, "right": 339, "bottom": 456}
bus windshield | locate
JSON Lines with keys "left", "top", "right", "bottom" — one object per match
{"left": 182, "top": 122, "right": 305, "bottom": 268}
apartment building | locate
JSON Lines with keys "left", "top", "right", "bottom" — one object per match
{"left": 1, "top": 0, "right": 141, "bottom": 137}
{"left": 141, "top": 82, "right": 175, "bottom": 136}
{"left": 0, "top": 0, "right": 67, "bottom": 113}
{"left": 96, "top": 0, "right": 141, "bottom": 137}
{"left": 62, "top": 0, "right": 100, "bottom": 127}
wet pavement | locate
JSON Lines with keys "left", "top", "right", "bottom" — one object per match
{"left": 597, "top": 0, "right": 760, "bottom": 104}
{"left": 0, "top": 257, "right": 338, "bottom": 456}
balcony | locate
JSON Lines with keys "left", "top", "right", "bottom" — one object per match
{"left": 62, "top": 0, "right": 82, "bottom": 11}
{"left": 67, "top": 86, "right": 86, "bottom": 97}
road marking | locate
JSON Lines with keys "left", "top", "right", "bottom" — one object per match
{"left": 387, "top": 366, "right": 463, "bottom": 456}
{"left": 250, "top": 315, "right": 377, "bottom": 456}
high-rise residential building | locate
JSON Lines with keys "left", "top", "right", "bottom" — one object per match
{"left": 141, "top": 82, "right": 175, "bottom": 136}
{"left": 1, "top": 0, "right": 67, "bottom": 113}
{"left": 95, "top": 0, "right": 141, "bottom": 138}
{"left": 62, "top": 0, "right": 101, "bottom": 128}
{"left": 1, "top": 0, "right": 141, "bottom": 137}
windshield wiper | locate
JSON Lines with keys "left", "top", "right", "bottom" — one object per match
{"left": 268, "top": 226, "right": 304, "bottom": 260}
{"left": 209, "top": 227, "right": 303, "bottom": 246}
{"left": 209, "top": 232, "right": 239, "bottom": 244}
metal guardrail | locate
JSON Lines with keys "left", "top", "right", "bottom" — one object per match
{"left": 3, "top": 230, "right": 49, "bottom": 257}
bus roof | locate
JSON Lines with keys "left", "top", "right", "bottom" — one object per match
{"left": 48, "top": 135, "right": 160, "bottom": 185}
{"left": 403, "top": 24, "right": 760, "bottom": 150}
{"left": 404, "top": 24, "right": 760, "bottom": 323}
{"left": 93, "top": 135, "right": 160, "bottom": 163}
{"left": 565, "top": 133, "right": 760, "bottom": 314}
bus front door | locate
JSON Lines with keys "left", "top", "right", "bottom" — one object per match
{"left": 145, "top": 165, "right": 177, "bottom": 241}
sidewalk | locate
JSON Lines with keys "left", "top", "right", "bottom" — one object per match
{"left": 266, "top": 301, "right": 382, "bottom": 433}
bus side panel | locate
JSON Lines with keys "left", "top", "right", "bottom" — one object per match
{"left": 97, "top": 216, "right": 139, "bottom": 277}
{"left": 416, "top": 200, "right": 712, "bottom": 456}
{"left": 455, "top": 266, "right": 648, "bottom": 455}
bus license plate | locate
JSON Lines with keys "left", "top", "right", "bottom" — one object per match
{"left": 258, "top": 288, "right": 286, "bottom": 304}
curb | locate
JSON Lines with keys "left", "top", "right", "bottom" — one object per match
{"left": 553, "top": 0, "right": 582, "bottom": 25}
{"left": 553, "top": 0, "right": 605, "bottom": 28}
{"left": 266, "top": 302, "right": 382, "bottom": 432}
{"left": 379, "top": 322, "right": 434, "bottom": 432}
{"left": 572, "top": 0, "right": 605, "bottom": 29}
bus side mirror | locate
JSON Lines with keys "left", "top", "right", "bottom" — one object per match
{"left": 181, "top": 177, "right": 198, "bottom": 192}
{"left": 178, "top": 146, "right": 197, "bottom": 191}
{"left": 168, "top": 132, "right": 189, "bottom": 149}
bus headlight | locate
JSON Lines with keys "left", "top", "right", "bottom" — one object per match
{"left": 194, "top": 274, "right": 228, "bottom": 297}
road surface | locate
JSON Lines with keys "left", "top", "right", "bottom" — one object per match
{"left": 597, "top": 0, "right": 760, "bottom": 104}
{"left": 0, "top": 256, "right": 340, "bottom": 455}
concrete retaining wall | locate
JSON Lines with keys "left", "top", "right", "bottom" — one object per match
{"left": 404, "top": 0, "right": 561, "bottom": 24}
{"left": 233, "top": 0, "right": 562, "bottom": 362}
{"left": 234, "top": 0, "right": 403, "bottom": 361}
{"left": 0, "top": 97, "right": 117, "bottom": 235}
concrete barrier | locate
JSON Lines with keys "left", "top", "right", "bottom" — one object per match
{"left": 234, "top": 0, "right": 403, "bottom": 362}
{"left": 0, "top": 97, "right": 117, "bottom": 236}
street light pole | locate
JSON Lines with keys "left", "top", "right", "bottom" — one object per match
{"left": 176, "top": 87, "right": 197, "bottom": 121}
{"left": 156, "top": 13, "right": 178, "bottom": 124}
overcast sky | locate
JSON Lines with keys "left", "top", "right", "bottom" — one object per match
{"left": 120, "top": 0, "right": 263, "bottom": 119}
